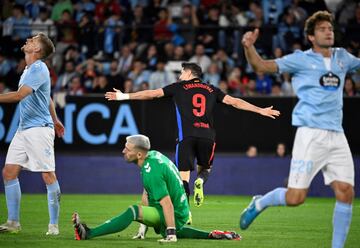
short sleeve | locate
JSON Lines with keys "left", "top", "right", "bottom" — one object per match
{"left": 23, "top": 63, "right": 44, "bottom": 91}
{"left": 213, "top": 86, "right": 226, "bottom": 103}
{"left": 275, "top": 50, "right": 303, "bottom": 74}
{"left": 162, "top": 82, "right": 178, "bottom": 97}
{"left": 344, "top": 50, "right": 360, "bottom": 72}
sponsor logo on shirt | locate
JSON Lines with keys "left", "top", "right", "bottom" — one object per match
{"left": 319, "top": 72, "right": 340, "bottom": 91}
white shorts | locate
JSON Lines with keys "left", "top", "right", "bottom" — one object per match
{"left": 288, "top": 127, "right": 354, "bottom": 188}
{"left": 5, "top": 127, "right": 56, "bottom": 172}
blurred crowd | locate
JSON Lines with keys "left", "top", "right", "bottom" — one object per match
{"left": 0, "top": 0, "right": 359, "bottom": 98}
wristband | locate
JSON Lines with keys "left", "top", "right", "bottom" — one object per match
{"left": 166, "top": 227, "right": 176, "bottom": 236}
{"left": 115, "top": 92, "right": 130, "bottom": 101}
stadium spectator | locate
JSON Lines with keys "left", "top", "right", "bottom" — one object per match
{"left": 141, "top": 44, "right": 158, "bottom": 71}
{"left": 227, "top": 67, "right": 249, "bottom": 96}
{"left": 103, "top": 13, "right": 123, "bottom": 57}
{"left": 271, "top": 82, "right": 283, "bottom": 96}
{"left": 218, "top": 79, "right": 229, "bottom": 94}
{"left": 212, "top": 49, "right": 235, "bottom": 79}
{"left": 30, "top": 7, "right": 57, "bottom": 39}
{"left": 273, "top": 10, "right": 302, "bottom": 54}
{"left": 25, "top": 0, "right": 45, "bottom": 20}
{"left": 51, "top": 0, "right": 73, "bottom": 22}
{"left": 275, "top": 142, "right": 287, "bottom": 157}
{"left": 219, "top": 3, "right": 248, "bottom": 59}
{"left": 197, "top": 6, "right": 220, "bottom": 53}
{"left": 246, "top": 145, "right": 258, "bottom": 158}
{"left": 73, "top": 0, "right": 96, "bottom": 22}
{"left": 240, "top": 11, "right": 360, "bottom": 248}
{"left": 203, "top": 62, "right": 221, "bottom": 87}
{"left": 92, "top": 74, "right": 112, "bottom": 93}
{"left": 261, "top": 0, "right": 287, "bottom": 25}
{"left": 174, "top": 4, "right": 199, "bottom": 45}
{"left": 0, "top": 78, "right": 10, "bottom": 94}
{"left": 123, "top": 78, "right": 135, "bottom": 93}
{"left": 162, "top": 42, "right": 175, "bottom": 61}
{"left": 126, "top": 5, "right": 152, "bottom": 54}
{"left": 76, "top": 58, "right": 103, "bottom": 91}
{"left": 54, "top": 60, "right": 77, "bottom": 92}
{"left": 94, "top": 0, "right": 121, "bottom": 24}
{"left": 0, "top": 52, "right": 12, "bottom": 77}
{"left": 67, "top": 74, "right": 85, "bottom": 95}
{"left": 6, "top": 58, "right": 27, "bottom": 90}
{"left": 343, "top": 76, "right": 357, "bottom": 97}
{"left": 2, "top": 4, "right": 31, "bottom": 58}
{"left": 116, "top": 45, "right": 134, "bottom": 77}
{"left": 244, "top": 78, "right": 258, "bottom": 97}
{"left": 105, "top": 59, "right": 124, "bottom": 91}
{"left": 153, "top": 8, "right": 173, "bottom": 45}
{"left": 127, "top": 60, "right": 150, "bottom": 91}
{"left": 148, "top": 60, "right": 176, "bottom": 89}
{"left": 105, "top": 62, "right": 280, "bottom": 211}
{"left": 72, "top": 134, "right": 240, "bottom": 242}
{"left": 172, "top": 45, "right": 185, "bottom": 61}
{"left": 255, "top": 71, "right": 273, "bottom": 95}
{"left": 78, "top": 13, "right": 96, "bottom": 58}
{"left": 189, "top": 44, "right": 211, "bottom": 73}
{"left": 0, "top": 33, "right": 64, "bottom": 236}
{"left": 281, "top": 72, "right": 294, "bottom": 96}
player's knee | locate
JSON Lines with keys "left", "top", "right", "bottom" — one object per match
{"left": 286, "top": 190, "right": 306, "bottom": 206}
{"left": 42, "top": 172, "right": 57, "bottom": 184}
{"left": 334, "top": 184, "right": 354, "bottom": 204}
{"left": 2, "top": 166, "right": 18, "bottom": 181}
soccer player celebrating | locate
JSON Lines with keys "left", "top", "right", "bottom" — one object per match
{"left": 240, "top": 11, "right": 360, "bottom": 248}
{"left": 105, "top": 62, "right": 280, "bottom": 213}
{"left": 0, "top": 33, "right": 64, "bottom": 235}
{"left": 72, "top": 134, "right": 240, "bottom": 242}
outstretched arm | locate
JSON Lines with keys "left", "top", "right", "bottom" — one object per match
{"left": 222, "top": 95, "right": 280, "bottom": 119}
{"left": 242, "top": 28, "right": 278, "bottom": 73}
{"left": 0, "top": 85, "right": 32, "bottom": 103}
{"left": 105, "top": 88, "right": 164, "bottom": 101}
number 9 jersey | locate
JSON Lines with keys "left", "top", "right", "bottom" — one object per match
{"left": 162, "top": 78, "right": 225, "bottom": 142}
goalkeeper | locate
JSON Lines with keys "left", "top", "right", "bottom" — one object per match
{"left": 72, "top": 134, "right": 240, "bottom": 242}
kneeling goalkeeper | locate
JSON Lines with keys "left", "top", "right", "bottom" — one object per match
{"left": 72, "top": 134, "right": 240, "bottom": 242}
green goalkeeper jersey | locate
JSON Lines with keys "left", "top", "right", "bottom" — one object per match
{"left": 141, "top": 150, "right": 189, "bottom": 229}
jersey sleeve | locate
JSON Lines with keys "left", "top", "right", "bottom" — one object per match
{"left": 162, "top": 82, "right": 178, "bottom": 97}
{"left": 344, "top": 50, "right": 360, "bottom": 72}
{"left": 275, "top": 50, "right": 304, "bottom": 74}
{"left": 213, "top": 86, "right": 226, "bottom": 102}
{"left": 23, "top": 64, "right": 44, "bottom": 91}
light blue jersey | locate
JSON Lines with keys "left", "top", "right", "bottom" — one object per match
{"left": 275, "top": 48, "right": 360, "bottom": 132}
{"left": 18, "top": 60, "right": 53, "bottom": 130}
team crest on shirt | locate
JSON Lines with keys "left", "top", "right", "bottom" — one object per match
{"left": 319, "top": 72, "right": 340, "bottom": 91}
{"left": 144, "top": 163, "right": 151, "bottom": 173}
{"left": 336, "top": 60, "right": 344, "bottom": 70}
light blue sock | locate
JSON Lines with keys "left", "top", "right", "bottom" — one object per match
{"left": 46, "top": 180, "right": 61, "bottom": 224}
{"left": 257, "top": 187, "right": 287, "bottom": 211}
{"left": 332, "top": 201, "right": 352, "bottom": 248}
{"left": 4, "top": 178, "right": 21, "bottom": 222}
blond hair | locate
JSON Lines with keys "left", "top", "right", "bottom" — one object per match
{"left": 36, "top": 32, "right": 55, "bottom": 59}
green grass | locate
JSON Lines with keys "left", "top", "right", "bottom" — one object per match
{"left": 0, "top": 195, "right": 359, "bottom": 247}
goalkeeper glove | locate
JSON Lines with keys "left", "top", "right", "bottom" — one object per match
{"left": 132, "top": 223, "right": 148, "bottom": 239}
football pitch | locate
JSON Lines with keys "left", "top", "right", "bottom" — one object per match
{"left": 0, "top": 194, "right": 359, "bottom": 248}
